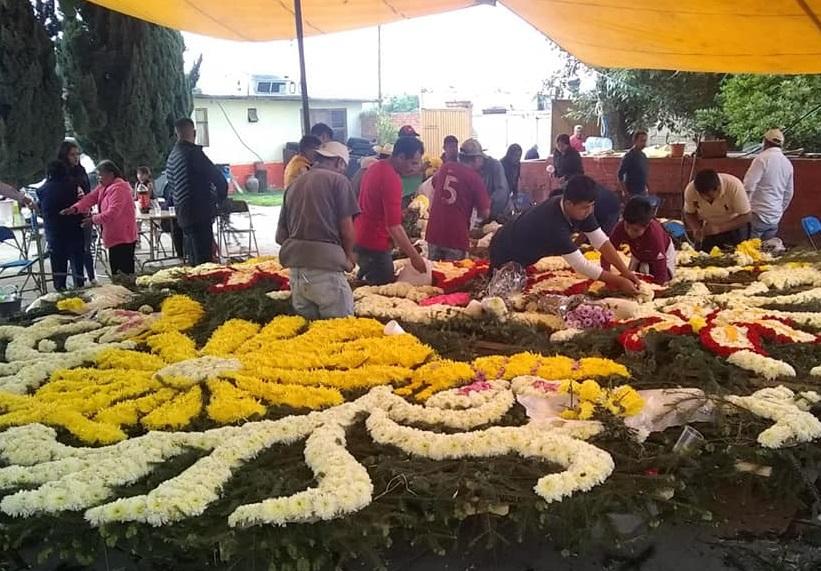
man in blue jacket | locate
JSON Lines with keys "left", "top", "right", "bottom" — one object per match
{"left": 165, "top": 118, "right": 229, "bottom": 266}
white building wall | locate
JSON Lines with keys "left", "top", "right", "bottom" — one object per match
{"left": 192, "top": 97, "right": 366, "bottom": 165}
{"left": 473, "top": 111, "right": 552, "bottom": 159}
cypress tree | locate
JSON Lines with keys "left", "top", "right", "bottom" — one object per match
{"left": 59, "top": 0, "right": 192, "bottom": 178}
{"left": 0, "top": 0, "right": 64, "bottom": 186}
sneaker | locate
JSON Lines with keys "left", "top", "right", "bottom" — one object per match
{"left": 89, "top": 279, "right": 100, "bottom": 287}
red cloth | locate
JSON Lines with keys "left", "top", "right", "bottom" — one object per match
{"left": 419, "top": 292, "right": 471, "bottom": 307}
{"left": 604, "top": 219, "right": 672, "bottom": 284}
{"left": 425, "top": 162, "right": 490, "bottom": 251}
{"left": 355, "top": 160, "right": 403, "bottom": 252}
{"left": 569, "top": 135, "right": 586, "bottom": 152}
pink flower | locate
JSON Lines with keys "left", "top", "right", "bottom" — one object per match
{"left": 457, "top": 380, "right": 492, "bottom": 395}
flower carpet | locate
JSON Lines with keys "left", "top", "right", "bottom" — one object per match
{"left": 0, "top": 242, "right": 820, "bottom": 569}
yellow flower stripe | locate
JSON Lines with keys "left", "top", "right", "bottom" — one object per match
{"left": 201, "top": 319, "right": 261, "bottom": 357}
{"left": 206, "top": 380, "right": 265, "bottom": 423}
{"left": 145, "top": 331, "right": 198, "bottom": 363}
{"left": 56, "top": 297, "right": 87, "bottom": 313}
{"left": 141, "top": 386, "right": 203, "bottom": 430}
{"left": 244, "top": 365, "right": 413, "bottom": 391}
{"left": 232, "top": 374, "right": 344, "bottom": 410}
{"left": 94, "top": 388, "right": 178, "bottom": 427}
{"left": 149, "top": 295, "right": 204, "bottom": 333}
{"left": 95, "top": 349, "right": 166, "bottom": 371}
{"left": 558, "top": 379, "right": 644, "bottom": 420}
{"left": 396, "top": 360, "right": 475, "bottom": 402}
{"left": 473, "top": 354, "right": 629, "bottom": 381}
{"left": 236, "top": 315, "right": 308, "bottom": 353}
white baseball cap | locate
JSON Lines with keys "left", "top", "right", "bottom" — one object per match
{"left": 315, "top": 141, "right": 350, "bottom": 164}
{"left": 763, "top": 128, "right": 784, "bottom": 146}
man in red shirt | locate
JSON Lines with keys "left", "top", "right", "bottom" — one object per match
{"left": 355, "top": 136, "right": 428, "bottom": 285}
{"left": 426, "top": 139, "right": 491, "bottom": 261}
{"left": 603, "top": 196, "right": 676, "bottom": 285}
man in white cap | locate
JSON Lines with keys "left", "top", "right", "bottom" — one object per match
{"left": 743, "top": 128, "right": 794, "bottom": 240}
{"left": 276, "top": 141, "right": 360, "bottom": 318}
{"left": 426, "top": 138, "right": 491, "bottom": 261}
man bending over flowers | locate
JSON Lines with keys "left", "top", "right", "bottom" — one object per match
{"left": 277, "top": 141, "right": 360, "bottom": 318}
{"left": 489, "top": 175, "right": 640, "bottom": 295}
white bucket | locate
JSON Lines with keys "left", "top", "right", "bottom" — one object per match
{"left": 0, "top": 200, "right": 14, "bottom": 226}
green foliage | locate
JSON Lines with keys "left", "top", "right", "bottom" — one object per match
{"left": 58, "top": 0, "right": 193, "bottom": 177}
{"left": 710, "top": 74, "right": 821, "bottom": 151}
{"left": 375, "top": 110, "right": 398, "bottom": 145}
{"left": 0, "top": 0, "right": 64, "bottom": 186}
{"left": 382, "top": 93, "right": 420, "bottom": 113}
{"left": 569, "top": 69, "right": 724, "bottom": 148}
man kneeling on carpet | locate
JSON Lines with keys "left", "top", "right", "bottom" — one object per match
{"left": 276, "top": 141, "right": 360, "bottom": 319}
{"left": 489, "top": 175, "right": 640, "bottom": 295}
{"left": 604, "top": 196, "right": 676, "bottom": 285}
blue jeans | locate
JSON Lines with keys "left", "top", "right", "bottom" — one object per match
{"left": 290, "top": 268, "right": 354, "bottom": 319}
{"left": 355, "top": 245, "right": 394, "bottom": 285}
{"left": 751, "top": 213, "right": 779, "bottom": 241}
{"left": 50, "top": 236, "right": 85, "bottom": 291}
{"left": 428, "top": 244, "right": 467, "bottom": 262}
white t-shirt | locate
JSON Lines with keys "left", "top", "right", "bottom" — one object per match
{"left": 743, "top": 147, "right": 794, "bottom": 226}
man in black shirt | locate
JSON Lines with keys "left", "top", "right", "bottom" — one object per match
{"left": 618, "top": 130, "right": 649, "bottom": 198}
{"left": 550, "top": 181, "right": 621, "bottom": 235}
{"left": 552, "top": 134, "right": 584, "bottom": 183}
{"left": 489, "top": 175, "right": 640, "bottom": 295}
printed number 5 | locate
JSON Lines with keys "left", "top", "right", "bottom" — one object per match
{"left": 442, "top": 175, "right": 458, "bottom": 205}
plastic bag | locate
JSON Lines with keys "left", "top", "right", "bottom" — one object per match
{"left": 486, "top": 262, "right": 527, "bottom": 300}
{"left": 395, "top": 258, "right": 433, "bottom": 286}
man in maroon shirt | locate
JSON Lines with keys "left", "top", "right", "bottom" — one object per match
{"left": 426, "top": 139, "right": 491, "bottom": 261}
{"left": 603, "top": 196, "right": 676, "bottom": 284}
{"left": 354, "top": 136, "right": 427, "bottom": 285}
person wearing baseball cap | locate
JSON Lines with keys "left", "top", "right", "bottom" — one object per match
{"left": 277, "top": 140, "right": 360, "bottom": 318}
{"left": 743, "top": 128, "right": 794, "bottom": 241}
{"left": 398, "top": 125, "right": 420, "bottom": 137}
{"left": 426, "top": 138, "right": 490, "bottom": 261}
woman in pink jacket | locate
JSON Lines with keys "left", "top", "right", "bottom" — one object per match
{"left": 62, "top": 160, "right": 138, "bottom": 275}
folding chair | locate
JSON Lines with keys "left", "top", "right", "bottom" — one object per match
{"left": 217, "top": 199, "right": 259, "bottom": 262}
{"left": 802, "top": 216, "right": 821, "bottom": 249}
{"left": 0, "top": 226, "right": 46, "bottom": 295}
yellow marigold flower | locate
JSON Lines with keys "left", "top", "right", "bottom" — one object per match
{"left": 236, "top": 315, "right": 307, "bottom": 353}
{"left": 689, "top": 315, "right": 708, "bottom": 333}
{"left": 559, "top": 409, "right": 579, "bottom": 420}
{"left": 201, "top": 319, "right": 261, "bottom": 357}
{"left": 577, "top": 401, "right": 597, "bottom": 420}
{"left": 56, "top": 297, "right": 87, "bottom": 313}
{"left": 145, "top": 331, "right": 197, "bottom": 363}
{"left": 150, "top": 295, "right": 204, "bottom": 333}
{"left": 206, "top": 380, "right": 265, "bottom": 423}
{"left": 401, "top": 360, "right": 475, "bottom": 401}
{"left": 141, "top": 386, "right": 203, "bottom": 430}
{"left": 605, "top": 385, "right": 645, "bottom": 417}
{"left": 583, "top": 250, "right": 601, "bottom": 261}
{"left": 232, "top": 374, "right": 344, "bottom": 410}
{"left": 577, "top": 379, "right": 603, "bottom": 403}
{"left": 95, "top": 349, "right": 165, "bottom": 372}
{"left": 709, "top": 246, "right": 723, "bottom": 258}
{"left": 94, "top": 388, "right": 177, "bottom": 427}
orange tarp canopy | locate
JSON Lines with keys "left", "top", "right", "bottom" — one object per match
{"left": 87, "top": 0, "right": 821, "bottom": 73}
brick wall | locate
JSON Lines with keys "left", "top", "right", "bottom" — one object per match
{"left": 520, "top": 156, "right": 821, "bottom": 244}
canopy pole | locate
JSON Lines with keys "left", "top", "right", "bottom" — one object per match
{"left": 377, "top": 25, "right": 383, "bottom": 109}
{"left": 294, "top": 0, "right": 310, "bottom": 134}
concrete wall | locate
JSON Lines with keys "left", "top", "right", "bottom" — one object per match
{"left": 193, "top": 97, "right": 365, "bottom": 179}
{"left": 520, "top": 155, "right": 821, "bottom": 244}
{"left": 192, "top": 97, "right": 366, "bottom": 189}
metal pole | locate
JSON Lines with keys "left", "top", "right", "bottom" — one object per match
{"left": 377, "top": 25, "right": 383, "bottom": 109}
{"left": 294, "top": 0, "right": 310, "bottom": 135}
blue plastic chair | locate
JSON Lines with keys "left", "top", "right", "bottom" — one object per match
{"left": 802, "top": 216, "right": 821, "bottom": 249}
{"left": 0, "top": 226, "right": 39, "bottom": 289}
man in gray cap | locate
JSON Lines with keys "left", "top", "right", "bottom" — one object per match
{"left": 743, "top": 128, "right": 794, "bottom": 240}
{"left": 277, "top": 141, "right": 359, "bottom": 318}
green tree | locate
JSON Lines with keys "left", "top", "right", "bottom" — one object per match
{"left": 59, "top": 0, "right": 192, "bottom": 178}
{"left": 0, "top": 0, "right": 64, "bottom": 186}
{"left": 569, "top": 69, "right": 724, "bottom": 148}
{"left": 701, "top": 74, "right": 821, "bottom": 151}
{"left": 383, "top": 94, "right": 419, "bottom": 113}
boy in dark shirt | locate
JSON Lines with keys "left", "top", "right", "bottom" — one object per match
{"left": 604, "top": 196, "right": 676, "bottom": 285}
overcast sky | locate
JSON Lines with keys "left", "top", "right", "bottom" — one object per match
{"left": 182, "top": 4, "right": 563, "bottom": 107}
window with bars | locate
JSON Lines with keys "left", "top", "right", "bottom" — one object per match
{"left": 307, "top": 108, "right": 348, "bottom": 142}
